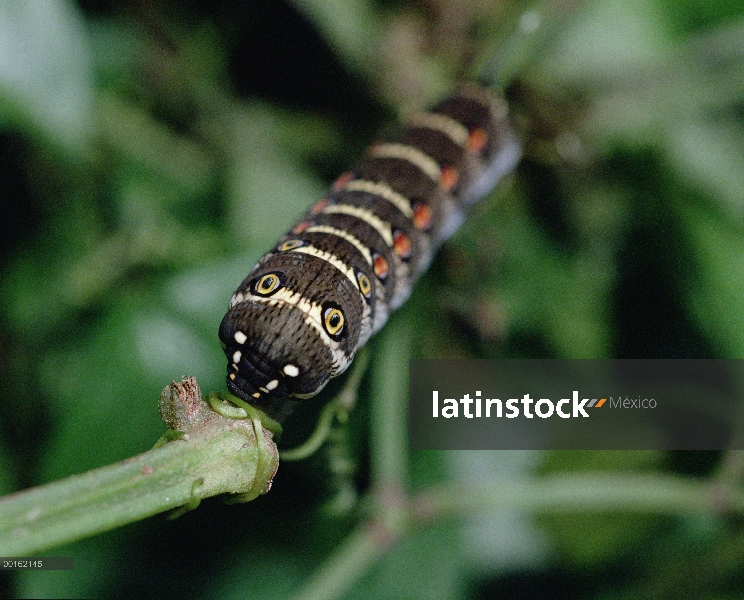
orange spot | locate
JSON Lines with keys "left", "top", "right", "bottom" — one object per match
{"left": 467, "top": 128, "right": 488, "bottom": 153}
{"left": 310, "top": 197, "right": 331, "bottom": 215}
{"left": 373, "top": 253, "right": 389, "bottom": 281}
{"left": 596, "top": 398, "right": 606, "bottom": 408}
{"left": 440, "top": 166, "right": 459, "bottom": 191}
{"left": 393, "top": 230, "right": 411, "bottom": 260}
{"left": 332, "top": 171, "right": 355, "bottom": 191}
{"left": 292, "top": 221, "right": 311, "bottom": 234}
{"left": 412, "top": 202, "right": 432, "bottom": 230}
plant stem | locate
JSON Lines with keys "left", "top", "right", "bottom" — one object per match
{"left": 472, "top": 0, "right": 586, "bottom": 88}
{"left": 290, "top": 470, "right": 744, "bottom": 600}
{"left": 369, "top": 316, "right": 410, "bottom": 494}
{"left": 289, "top": 520, "right": 400, "bottom": 600}
{"left": 413, "top": 472, "right": 744, "bottom": 520}
{"left": 0, "top": 379, "right": 278, "bottom": 556}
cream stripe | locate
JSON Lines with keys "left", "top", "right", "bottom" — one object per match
{"left": 247, "top": 291, "right": 344, "bottom": 356}
{"left": 369, "top": 143, "right": 441, "bottom": 183}
{"left": 249, "top": 290, "right": 324, "bottom": 336}
{"left": 406, "top": 112, "right": 469, "bottom": 147}
{"left": 321, "top": 204, "right": 394, "bottom": 246}
{"left": 288, "top": 245, "right": 359, "bottom": 291}
{"left": 247, "top": 289, "right": 357, "bottom": 377}
{"left": 304, "top": 225, "right": 372, "bottom": 265}
{"left": 343, "top": 180, "right": 413, "bottom": 219}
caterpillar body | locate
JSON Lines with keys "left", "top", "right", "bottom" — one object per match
{"left": 219, "top": 83, "right": 521, "bottom": 420}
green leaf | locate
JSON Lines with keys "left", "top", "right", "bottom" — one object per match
{"left": 679, "top": 201, "right": 744, "bottom": 356}
{"left": 537, "top": 0, "right": 675, "bottom": 82}
{"left": 0, "top": 0, "right": 94, "bottom": 156}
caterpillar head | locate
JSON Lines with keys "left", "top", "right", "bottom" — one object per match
{"left": 219, "top": 255, "right": 361, "bottom": 419}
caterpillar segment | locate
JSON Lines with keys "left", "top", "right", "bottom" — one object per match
{"left": 219, "top": 83, "right": 521, "bottom": 420}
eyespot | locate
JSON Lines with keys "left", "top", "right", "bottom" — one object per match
{"left": 278, "top": 239, "right": 306, "bottom": 252}
{"left": 356, "top": 270, "right": 372, "bottom": 299}
{"left": 322, "top": 302, "right": 346, "bottom": 340}
{"left": 324, "top": 308, "right": 344, "bottom": 335}
{"left": 252, "top": 272, "right": 285, "bottom": 296}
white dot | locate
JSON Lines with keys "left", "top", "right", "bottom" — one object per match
{"left": 266, "top": 379, "right": 279, "bottom": 390}
{"left": 283, "top": 364, "right": 299, "bottom": 377}
{"left": 232, "top": 350, "right": 242, "bottom": 363}
{"left": 234, "top": 331, "right": 247, "bottom": 345}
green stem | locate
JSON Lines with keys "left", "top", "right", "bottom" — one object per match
{"left": 471, "top": 0, "right": 586, "bottom": 88}
{"left": 414, "top": 472, "right": 744, "bottom": 520}
{"left": 0, "top": 379, "right": 278, "bottom": 556}
{"left": 369, "top": 315, "right": 410, "bottom": 494}
{"left": 289, "top": 519, "right": 404, "bottom": 600}
{"left": 280, "top": 349, "right": 369, "bottom": 462}
{"left": 290, "top": 470, "right": 744, "bottom": 600}
{"left": 279, "top": 399, "right": 341, "bottom": 462}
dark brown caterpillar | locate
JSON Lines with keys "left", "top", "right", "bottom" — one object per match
{"left": 219, "top": 84, "right": 521, "bottom": 420}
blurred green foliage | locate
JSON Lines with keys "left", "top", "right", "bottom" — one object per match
{"left": 1, "top": 0, "right": 744, "bottom": 598}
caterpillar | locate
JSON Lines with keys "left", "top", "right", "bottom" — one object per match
{"left": 219, "top": 83, "right": 521, "bottom": 421}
